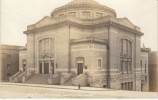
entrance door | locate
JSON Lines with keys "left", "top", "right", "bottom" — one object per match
{"left": 39, "top": 63, "right": 42, "bottom": 74}
{"left": 44, "top": 63, "right": 49, "bottom": 74}
{"left": 77, "top": 63, "right": 83, "bottom": 75}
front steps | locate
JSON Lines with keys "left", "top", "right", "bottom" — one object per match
{"left": 10, "top": 71, "right": 89, "bottom": 87}
{"left": 60, "top": 72, "right": 77, "bottom": 86}
{"left": 72, "top": 73, "right": 88, "bottom": 86}
{"left": 24, "top": 74, "right": 49, "bottom": 84}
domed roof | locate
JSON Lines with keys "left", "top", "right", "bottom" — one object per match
{"left": 51, "top": 0, "right": 117, "bottom": 17}
{"left": 68, "top": 0, "right": 101, "bottom": 5}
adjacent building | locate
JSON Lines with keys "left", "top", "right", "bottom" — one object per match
{"left": 140, "top": 48, "right": 150, "bottom": 91}
{"left": 0, "top": 45, "right": 21, "bottom": 82}
{"left": 9, "top": 0, "right": 150, "bottom": 91}
{"left": 149, "top": 51, "right": 158, "bottom": 92}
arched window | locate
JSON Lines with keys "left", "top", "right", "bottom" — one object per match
{"left": 120, "top": 38, "right": 132, "bottom": 74}
{"left": 38, "top": 38, "right": 54, "bottom": 59}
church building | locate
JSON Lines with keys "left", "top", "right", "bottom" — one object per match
{"left": 9, "top": 0, "right": 150, "bottom": 91}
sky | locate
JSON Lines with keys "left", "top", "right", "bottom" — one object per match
{"left": 0, "top": 0, "right": 157, "bottom": 51}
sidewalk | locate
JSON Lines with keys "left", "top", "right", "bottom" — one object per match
{"left": 0, "top": 82, "right": 158, "bottom": 98}
{"left": 0, "top": 82, "right": 110, "bottom": 91}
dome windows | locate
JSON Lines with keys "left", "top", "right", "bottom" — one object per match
{"left": 69, "top": 12, "right": 76, "bottom": 17}
{"left": 55, "top": 10, "right": 111, "bottom": 19}
{"left": 82, "top": 11, "right": 91, "bottom": 19}
{"left": 96, "top": 12, "right": 103, "bottom": 18}
{"left": 51, "top": 0, "right": 116, "bottom": 18}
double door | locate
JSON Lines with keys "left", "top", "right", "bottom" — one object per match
{"left": 39, "top": 61, "right": 54, "bottom": 74}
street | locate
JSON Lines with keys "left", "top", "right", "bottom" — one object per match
{"left": 0, "top": 82, "right": 157, "bottom": 98}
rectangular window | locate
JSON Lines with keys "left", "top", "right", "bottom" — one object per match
{"left": 129, "top": 61, "right": 132, "bottom": 73}
{"left": 69, "top": 12, "right": 76, "bottom": 17}
{"left": 131, "top": 82, "right": 133, "bottom": 90}
{"left": 128, "top": 41, "right": 132, "bottom": 57}
{"left": 97, "top": 58, "right": 102, "bottom": 69}
{"left": 123, "top": 61, "right": 128, "bottom": 74}
{"left": 120, "top": 60, "right": 123, "bottom": 74}
{"left": 128, "top": 82, "right": 131, "bottom": 90}
{"left": 123, "top": 39, "right": 128, "bottom": 56}
{"left": 127, "top": 61, "right": 129, "bottom": 74}
{"left": 96, "top": 12, "right": 103, "bottom": 18}
{"left": 82, "top": 12, "right": 90, "bottom": 19}
{"left": 125, "top": 83, "right": 127, "bottom": 90}
{"left": 145, "top": 61, "right": 147, "bottom": 73}
{"left": 120, "top": 39, "right": 123, "bottom": 56}
{"left": 141, "top": 60, "right": 142, "bottom": 73}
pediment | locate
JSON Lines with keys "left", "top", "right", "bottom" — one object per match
{"left": 118, "top": 17, "right": 135, "bottom": 29}
{"left": 34, "top": 16, "right": 56, "bottom": 28}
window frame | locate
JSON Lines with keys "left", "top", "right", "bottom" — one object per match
{"left": 69, "top": 12, "right": 76, "bottom": 17}
{"left": 120, "top": 38, "right": 132, "bottom": 74}
{"left": 82, "top": 11, "right": 90, "bottom": 19}
{"left": 97, "top": 58, "right": 102, "bottom": 69}
{"left": 96, "top": 12, "right": 103, "bottom": 18}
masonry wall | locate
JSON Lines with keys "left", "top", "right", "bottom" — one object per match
{"left": 140, "top": 51, "right": 149, "bottom": 91}
{"left": 30, "top": 25, "right": 70, "bottom": 74}
{"left": 71, "top": 43, "right": 107, "bottom": 73}
{"left": 0, "top": 45, "right": 20, "bottom": 81}
{"left": 149, "top": 52, "right": 158, "bottom": 92}
{"left": 27, "top": 34, "right": 35, "bottom": 72}
{"left": 108, "top": 26, "right": 142, "bottom": 91}
{"left": 19, "top": 49, "right": 27, "bottom": 71}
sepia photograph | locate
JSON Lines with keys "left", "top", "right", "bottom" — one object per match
{"left": 0, "top": 0, "right": 158, "bottom": 99}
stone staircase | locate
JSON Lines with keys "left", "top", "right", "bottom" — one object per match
{"left": 47, "top": 73, "right": 61, "bottom": 85}
{"left": 24, "top": 74, "right": 49, "bottom": 85}
{"left": 72, "top": 73, "right": 88, "bottom": 86}
{"left": 60, "top": 72, "right": 77, "bottom": 86}
{"left": 9, "top": 71, "right": 23, "bottom": 83}
{"left": 9, "top": 71, "right": 89, "bottom": 86}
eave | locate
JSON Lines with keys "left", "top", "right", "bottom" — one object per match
{"left": 24, "top": 17, "right": 144, "bottom": 36}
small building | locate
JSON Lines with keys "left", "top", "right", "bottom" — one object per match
{"left": 0, "top": 45, "right": 22, "bottom": 82}
{"left": 140, "top": 48, "right": 150, "bottom": 91}
{"left": 149, "top": 51, "right": 158, "bottom": 92}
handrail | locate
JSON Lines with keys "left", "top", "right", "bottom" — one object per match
{"left": 18, "top": 72, "right": 26, "bottom": 78}
{"left": 63, "top": 73, "right": 75, "bottom": 84}
{"left": 61, "top": 73, "right": 75, "bottom": 84}
{"left": 9, "top": 71, "right": 22, "bottom": 81}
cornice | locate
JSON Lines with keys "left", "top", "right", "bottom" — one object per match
{"left": 70, "top": 38, "right": 108, "bottom": 45}
{"left": 24, "top": 17, "right": 143, "bottom": 36}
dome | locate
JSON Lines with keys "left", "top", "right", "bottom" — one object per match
{"left": 51, "top": 0, "right": 116, "bottom": 18}
{"left": 67, "top": 0, "right": 101, "bottom": 5}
